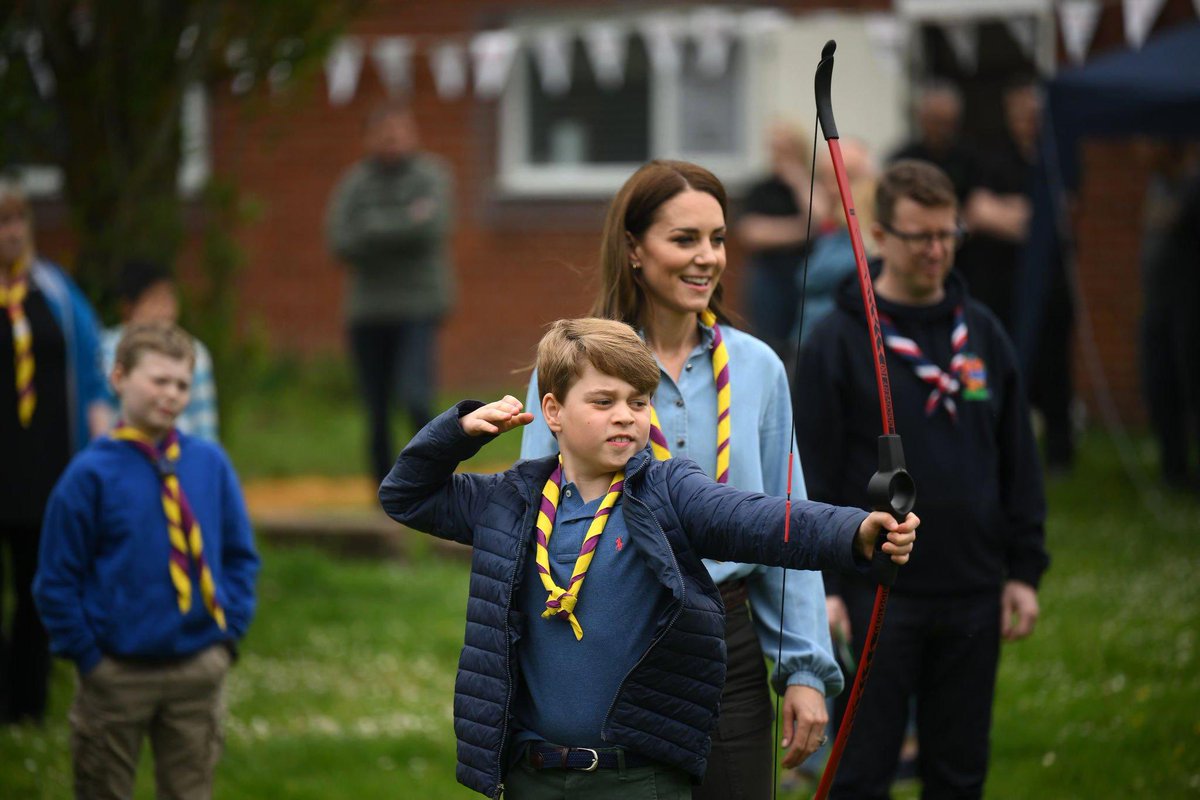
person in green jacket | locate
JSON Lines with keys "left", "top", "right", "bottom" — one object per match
{"left": 325, "top": 100, "right": 456, "bottom": 483}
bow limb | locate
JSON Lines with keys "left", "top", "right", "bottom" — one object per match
{"left": 809, "top": 40, "right": 916, "bottom": 800}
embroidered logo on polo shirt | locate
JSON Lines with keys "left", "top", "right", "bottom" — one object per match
{"left": 615, "top": 536, "right": 624, "bottom": 552}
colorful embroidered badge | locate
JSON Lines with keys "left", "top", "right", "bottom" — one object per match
{"left": 956, "top": 354, "right": 990, "bottom": 400}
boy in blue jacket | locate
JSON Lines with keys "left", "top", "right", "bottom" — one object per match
{"left": 34, "top": 322, "right": 259, "bottom": 799}
{"left": 380, "top": 317, "right": 916, "bottom": 799}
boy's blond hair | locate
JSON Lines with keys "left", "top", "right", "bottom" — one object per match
{"left": 536, "top": 318, "right": 659, "bottom": 401}
{"left": 114, "top": 322, "right": 196, "bottom": 374}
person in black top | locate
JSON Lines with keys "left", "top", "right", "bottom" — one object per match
{"left": 795, "top": 161, "right": 1049, "bottom": 799}
{"left": 0, "top": 180, "right": 108, "bottom": 724}
{"left": 737, "top": 123, "right": 828, "bottom": 361}
{"left": 1138, "top": 141, "right": 1200, "bottom": 492}
{"left": 889, "top": 81, "right": 982, "bottom": 205}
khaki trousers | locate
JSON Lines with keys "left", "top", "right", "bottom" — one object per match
{"left": 70, "top": 643, "right": 231, "bottom": 800}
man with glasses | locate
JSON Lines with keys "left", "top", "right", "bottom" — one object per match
{"left": 793, "top": 160, "right": 1049, "bottom": 799}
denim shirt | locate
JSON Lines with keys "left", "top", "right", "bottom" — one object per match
{"left": 521, "top": 322, "right": 842, "bottom": 696}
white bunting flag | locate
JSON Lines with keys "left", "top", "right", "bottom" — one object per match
{"left": 637, "top": 14, "right": 685, "bottom": 77}
{"left": 430, "top": 42, "right": 468, "bottom": 100}
{"left": 582, "top": 21, "right": 627, "bottom": 90}
{"left": 324, "top": 36, "right": 364, "bottom": 106}
{"left": 470, "top": 29, "right": 519, "bottom": 100}
{"left": 1122, "top": 0, "right": 1167, "bottom": 48}
{"left": 941, "top": 22, "right": 978, "bottom": 74}
{"left": 1058, "top": 1, "right": 1102, "bottom": 64}
{"left": 533, "top": 26, "right": 573, "bottom": 96}
{"left": 372, "top": 36, "right": 414, "bottom": 98}
{"left": 690, "top": 7, "right": 737, "bottom": 79}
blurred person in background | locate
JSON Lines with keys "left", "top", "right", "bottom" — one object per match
{"left": 736, "top": 123, "right": 829, "bottom": 361}
{"left": 967, "top": 77, "right": 1075, "bottom": 472}
{"left": 0, "top": 178, "right": 109, "bottom": 724}
{"left": 1137, "top": 140, "right": 1200, "bottom": 493}
{"left": 100, "top": 260, "right": 219, "bottom": 441}
{"left": 890, "top": 81, "right": 982, "bottom": 205}
{"left": 325, "top": 99, "right": 455, "bottom": 484}
{"left": 795, "top": 138, "right": 878, "bottom": 345}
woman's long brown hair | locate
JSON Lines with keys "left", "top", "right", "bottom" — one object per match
{"left": 591, "top": 160, "right": 734, "bottom": 330}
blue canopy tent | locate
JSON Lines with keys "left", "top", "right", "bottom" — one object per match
{"left": 1016, "top": 20, "right": 1200, "bottom": 367}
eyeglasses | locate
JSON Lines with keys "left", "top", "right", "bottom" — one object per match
{"left": 881, "top": 223, "right": 967, "bottom": 250}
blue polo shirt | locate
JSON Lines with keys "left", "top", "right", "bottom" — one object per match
{"left": 512, "top": 480, "right": 667, "bottom": 748}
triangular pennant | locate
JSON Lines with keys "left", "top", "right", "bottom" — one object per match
{"left": 429, "top": 41, "right": 468, "bottom": 100}
{"left": 324, "top": 36, "right": 364, "bottom": 106}
{"left": 637, "top": 14, "right": 685, "bottom": 77}
{"left": 582, "top": 21, "right": 627, "bottom": 90}
{"left": 690, "top": 7, "right": 737, "bottom": 79}
{"left": 1004, "top": 17, "right": 1038, "bottom": 62}
{"left": 371, "top": 36, "right": 414, "bottom": 98}
{"left": 533, "top": 26, "right": 573, "bottom": 96}
{"left": 941, "top": 22, "right": 978, "bottom": 74}
{"left": 1058, "top": 1, "right": 1102, "bottom": 64}
{"left": 1122, "top": 0, "right": 1167, "bottom": 48}
{"left": 470, "top": 29, "right": 519, "bottom": 100}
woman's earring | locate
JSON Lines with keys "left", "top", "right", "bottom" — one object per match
{"left": 631, "top": 261, "right": 641, "bottom": 270}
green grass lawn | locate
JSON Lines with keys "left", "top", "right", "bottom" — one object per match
{"left": 3, "top": 429, "right": 1197, "bottom": 798}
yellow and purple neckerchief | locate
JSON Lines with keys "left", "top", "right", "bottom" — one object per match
{"left": 534, "top": 457, "right": 624, "bottom": 640}
{"left": 879, "top": 305, "right": 968, "bottom": 420}
{"left": 112, "top": 426, "right": 227, "bottom": 630}
{"left": 0, "top": 252, "right": 35, "bottom": 427}
{"left": 648, "top": 308, "right": 731, "bottom": 483}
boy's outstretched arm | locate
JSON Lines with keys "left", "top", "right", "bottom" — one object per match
{"left": 853, "top": 511, "right": 919, "bottom": 564}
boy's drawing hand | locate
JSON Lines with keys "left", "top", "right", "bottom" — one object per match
{"left": 461, "top": 395, "right": 535, "bottom": 437}
{"left": 854, "top": 511, "right": 919, "bottom": 564}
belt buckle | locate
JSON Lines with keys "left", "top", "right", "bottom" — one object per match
{"left": 574, "top": 747, "right": 599, "bottom": 772}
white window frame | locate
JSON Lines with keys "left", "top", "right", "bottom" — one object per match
{"left": 497, "top": 16, "right": 769, "bottom": 199}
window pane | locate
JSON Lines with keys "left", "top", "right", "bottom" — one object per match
{"left": 527, "top": 38, "right": 650, "bottom": 165}
{"left": 677, "top": 41, "right": 743, "bottom": 155}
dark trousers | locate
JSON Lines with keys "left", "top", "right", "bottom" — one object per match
{"left": 0, "top": 525, "right": 51, "bottom": 723}
{"left": 831, "top": 585, "right": 1001, "bottom": 800}
{"left": 694, "top": 585, "right": 773, "bottom": 800}
{"left": 349, "top": 319, "right": 439, "bottom": 484}
{"left": 1141, "top": 303, "right": 1200, "bottom": 486}
{"left": 1028, "top": 299, "right": 1075, "bottom": 470}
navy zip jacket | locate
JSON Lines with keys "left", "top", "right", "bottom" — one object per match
{"left": 379, "top": 402, "right": 869, "bottom": 798}
{"left": 796, "top": 267, "right": 1048, "bottom": 598}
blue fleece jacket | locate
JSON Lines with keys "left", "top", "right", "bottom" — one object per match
{"left": 34, "top": 433, "right": 260, "bottom": 674}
